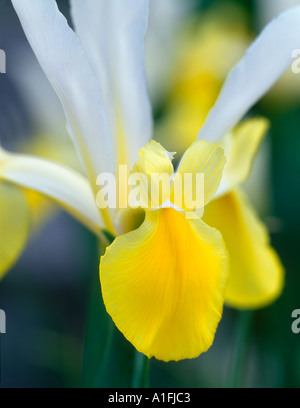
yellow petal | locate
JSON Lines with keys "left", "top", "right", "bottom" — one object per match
{"left": 0, "top": 183, "right": 30, "bottom": 279}
{"left": 171, "top": 141, "right": 226, "bottom": 210}
{"left": 203, "top": 189, "right": 284, "bottom": 309}
{"left": 131, "top": 140, "right": 175, "bottom": 209}
{"left": 100, "top": 207, "right": 228, "bottom": 362}
{"left": 133, "top": 140, "right": 174, "bottom": 176}
{"left": 218, "top": 118, "right": 269, "bottom": 194}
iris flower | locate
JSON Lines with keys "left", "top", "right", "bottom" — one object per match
{"left": 1, "top": 0, "right": 299, "bottom": 361}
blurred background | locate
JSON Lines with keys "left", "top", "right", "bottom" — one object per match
{"left": 0, "top": 0, "right": 300, "bottom": 388}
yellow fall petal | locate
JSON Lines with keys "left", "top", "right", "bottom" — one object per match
{"left": 100, "top": 207, "right": 228, "bottom": 362}
{"left": 171, "top": 140, "right": 226, "bottom": 210}
{"left": 203, "top": 189, "right": 284, "bottom": 309}
{"left": 219, "top": 118, "right": 270, "bottom": 193}
{"left": 0, "top": 183, "right": 30, "bottom": 279}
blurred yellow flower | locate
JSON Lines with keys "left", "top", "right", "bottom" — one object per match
{"left": 156, "top": 5, "right": 252, "bottom": 155}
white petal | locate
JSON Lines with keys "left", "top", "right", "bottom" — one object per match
{"left": 70, "top": 0, "right": 153, "bottom": 167}
{"left": 198, "top": 5, "right": 300, "bottom": 143}
{"left": 12, "top": 0, "right": 115, "bottom": 182}
{"left": 0, "top": 148, "right": 103, "bottom": 236}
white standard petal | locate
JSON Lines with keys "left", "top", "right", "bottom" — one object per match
{"left": 0, "top": 148, "right": 103, "bottom": 236}
{"left": 11, "top": 0, "right": 115, "bottom": 184}
{"left": 198, "top": 5, "right": 300, "bottom": 143}
{"left": 70, "top": 0, "right": 153, "bottom": 167}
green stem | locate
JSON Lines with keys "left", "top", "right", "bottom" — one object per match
{"left": 82, "top": 231, "right": 150, "bottom": 388}
{"left": 228, "top": 310, "right": 253, "bottom": 388}
{"left": 82, "top": 235, "right": 115, "bottom": 388}
{"left": 91, "top": 317, "right": 115, "bottom": 388}
{"left": 132, "top": 352, "right": 151, "bottom": 388}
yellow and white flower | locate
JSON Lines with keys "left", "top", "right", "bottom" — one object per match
{"left": 1, "top": 0, "right": 299, "bottom": 361}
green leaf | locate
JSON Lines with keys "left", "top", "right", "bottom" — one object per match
{"left": 82, "top": 238, "right": 136, "bottom": 388}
